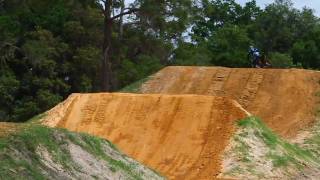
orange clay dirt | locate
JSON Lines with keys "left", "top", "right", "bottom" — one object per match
{"left": 41, "top": 66, "right": 320, "bottom": 179}
{"left": 42, "top": 93, "right": 248, "bottom": 179}
{"left": 141, "top": 66, "right": 320, "bottom": 137}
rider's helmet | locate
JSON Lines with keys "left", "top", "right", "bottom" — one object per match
{"left": 249, "top": 45, "right": 254, "bottom": 52}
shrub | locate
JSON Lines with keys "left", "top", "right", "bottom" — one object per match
{"left": 269, "top": 52, "right": 293, "bottom": 68}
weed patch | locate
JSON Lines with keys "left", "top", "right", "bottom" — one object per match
{"left": 27, "top": 113, "right": 47, "bottom": 124}
{"left": 0, "top": 124, "right": 163, "bottom": 179}
{"left": 120, "top": 77, "right": 149, "bottom": 93}
{"left": 224, "top": 117, "right": 320, "bottom": 179}
{"left": 69, "top": 132, "right": 145, "bottom": 180}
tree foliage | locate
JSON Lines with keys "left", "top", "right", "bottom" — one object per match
{"left": 0, "top": 0, "right": 319, "bottom": 122}
{"left": 0, "top": 0, "right": 192, "bottom": 121}
{"left": 175, "top": 0, "right": 320, "bottom": 69}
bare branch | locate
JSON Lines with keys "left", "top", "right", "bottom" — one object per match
{"left": 111, "top": 8, "right": 139, "bottom": 20}
{"left": 97, "top": 1, "right": 106, "bottom": 15}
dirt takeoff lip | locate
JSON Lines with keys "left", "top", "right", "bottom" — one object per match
{"left": 42, "top": 93, "right": 248, "bottom": 179}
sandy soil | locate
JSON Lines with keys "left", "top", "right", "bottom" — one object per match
{"left": 42, "top": 93, "right": 248, "bottom": 179}
{"left": 141, "top": 66, "right": 320, "bottom": 137}
{"left": 0, "top": 122, "right": 19, "bottom": 137}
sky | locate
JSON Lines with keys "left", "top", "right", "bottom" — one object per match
{"left": 125, "top": 0, "right": 320, "bottom": 16}
{"left": 236, "top": 0, "right": 320, "bottom": 16}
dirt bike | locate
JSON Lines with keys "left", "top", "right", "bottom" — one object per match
{"left": 257, "top": 58, "right": 272, "bottom": 68}
{"left": 251, "top": 55, "right": 272, "bottom": 68}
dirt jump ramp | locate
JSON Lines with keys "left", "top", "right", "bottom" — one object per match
{"left": 141, "top": 66, "right": 320, "bottom": 137}
{"left": 42, "top": 93, "right": 248, "bottom": 179}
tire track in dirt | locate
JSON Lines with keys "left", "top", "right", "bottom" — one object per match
{"left": 141, "top": 67, "right": 185, "bottom": 93}
{"left": 185, "top": 98, "right": 242, "bottom": 180}
{"left": 141, "top": 67, "right": 320, "bottom": 137}
{"left": 43, "top": 93, "right": 248, "bottom": 179}
{"left": 238, "top": 70, "right": 264, "bottom": 108}
{"left": 207, "top": 68, "right": 232, "bottom": 96}
{"left": 81, "top": 96, "right": 97, "bottom": 123}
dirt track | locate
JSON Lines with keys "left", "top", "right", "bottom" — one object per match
{"left": 42, "top": 93, "right": 248, "bottom": 179}
{"left": 40, "top": 66, "right": 320, "bottom": 179}
{"left": 141, "top": 66, "right": 320, "bottom": 137}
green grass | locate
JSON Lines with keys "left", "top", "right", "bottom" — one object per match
{"left": 0, "top": 109, "right": 164, "bottom": 179}
{"left": 236, "top": 117, "right": 319, "bottom": 168}
{"left": 233, "top": 135, "right": 251, "bottom": 162}
{"left": 267, "top": 154, "right": 294, "bottom": 167}
{"left": 303, "top": 121, "right": 320, "bottom": 159}
{"left": 119, "top": 77, "right": 150, "bottom": 93}
{"left": 229, "top": 91, "right": 320, "bottom": 177}
{"left": 238, "top": 117, "right": 279, "bottom": 148}
{"left": 0, "top": 157, "right": 44, "bottom": 180}
{"left": 27, "top": 113, "right": 47, "bottom": 124}
{"left": 68, "top": 132, "right": 144, "bottom": 180}
{"left": 302, "top": 91, "right": 320, "bottom": 159}
{"left": 0, "top": 125, "right": 75, "bottom": 174}
{"left": 0, "top": 124, "right": 163, "bottom": 179}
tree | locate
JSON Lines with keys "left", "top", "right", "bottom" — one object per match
{"left": 172, "top": 42, "right": 212, "bottom": 66}
{"left": 190, "top": 0, "right": 255, "bottom": 67}
{"left": 192, "top": 0, "right": 258, "bottom": 42}
{"left": 253, "top": 0, "right": 298, "bottom": 54}
{"left": 98, "top": 0, "right": 139, "bottom": 91}
{"left": 98, "top": 0, "right": 192, "bottom": 91}
{"left": 0, "top": 0, "right": 102, "bottom": 121}
{"left": 291, "top": 24, "right": 320, "bottom": 68}
{"left": 269, "top": 52, "right": 293, "bottom": 68}
{"left": 1, "top": 0, "right": 319, "bottom": 122}
{"left": 0, "top": 0, "right": 193, "bottom": 121}
{"left": 208, "top": 25, "right": 251, "bottom": 67}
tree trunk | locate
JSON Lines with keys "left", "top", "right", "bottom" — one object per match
{"left": 102, "top": 1, "right": 113, "bottom": 91}
{"left": 119, "top": 0, "right": 125, "bottom": 40}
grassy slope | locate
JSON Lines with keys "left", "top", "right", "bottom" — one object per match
{"left": 301, "top": 120, "right": 320, "bottom": 168}
{"left": 303, "top": 91, "right": 320, "bottom": 160}
{"left": 119, "top": 77, "right": 149, "bottom": 93}
{"left": 0, "top": 122, "right": 164, "bottom": 180}
{"left": 222, "top": 117, "right": 320, "bottom": 179}
{"left": 0, "top": 75, "right": 165, "bottom": 180}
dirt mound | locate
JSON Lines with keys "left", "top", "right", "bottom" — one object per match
{"left": 141, "top": 66, "right": 320, "bottom": 137}
{"left": 42, "top": 93, "right": 248, "bottom": 179}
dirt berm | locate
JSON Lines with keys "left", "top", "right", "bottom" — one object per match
{"left": 141, "top": 66, "right": 320, "bottom": 137}
{"left": 42, "top": 93, "right": 248, "bottom": 179}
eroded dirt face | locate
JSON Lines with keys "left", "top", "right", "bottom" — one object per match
{"left": 141, "top": 66, "right": 320, "bottom": 137}
{"left": 43, "top": 93, "right": 247, "bottom": 179}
